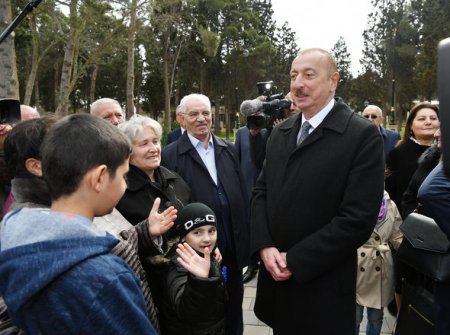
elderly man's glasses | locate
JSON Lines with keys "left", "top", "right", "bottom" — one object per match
{"left": 183, "top": 111, "right": 211, "bottom": 118}
{"left": 364, "top": 114, "right": 380, "bottom": 119}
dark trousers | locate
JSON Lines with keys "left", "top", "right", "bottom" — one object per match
{"left": 434, "top": 281, "right": 450, "bottom": 335}
{"left": 223, "top": 253, "right": 244, "bottom": 335}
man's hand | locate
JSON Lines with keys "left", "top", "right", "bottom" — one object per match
{"left": 0, "top": 124, "right": 13, "bottom": 147}
{"left": 147, "top": 197, "right": 177, "bottom": 239}
{"left": 260, "top": 247, "right": 292, "bottom": 281}
{"left": 176, "top": 242, "right": 211, "bottom": 278}
{"left": 273, "top": 118, "right": 284, "bottom": 127}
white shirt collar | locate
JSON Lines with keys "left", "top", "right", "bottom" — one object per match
{"left": 301, "top": 98, "right": 335, "bottom": 129}
{"left": 187, "top": 132, "right": 213, "bottom": 149}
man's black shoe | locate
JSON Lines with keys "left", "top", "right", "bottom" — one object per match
{"left": 243, "top": 265, "right": 258, "bottom": 283}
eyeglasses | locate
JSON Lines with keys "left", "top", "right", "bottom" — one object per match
{"left": 364, "top": 114, "right": 380, "bottom": 119}
{"left": 183, "top": 111, "right": 212, "bottom": 118}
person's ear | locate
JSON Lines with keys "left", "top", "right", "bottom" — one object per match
{"left": 176, "top": 113, "right": 183, "bottom": 126}
{"left": 179, "top": 113, "right": 187, "bottom": 127}
{"left": 25, "top": 158, "right": 43, "bottom": 177}
{"left": 330, "top": 71, "right": 339, "bottom": 92}
{"left": 88, "top": 165, "right": 108, "bottom": 193}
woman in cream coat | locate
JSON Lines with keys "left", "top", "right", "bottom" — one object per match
{"left": 356, "top": 191, "right": 403, "bottom": 335}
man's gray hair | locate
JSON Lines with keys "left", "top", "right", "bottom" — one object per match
{"left": 90, "top": 98, "right": 123, "bottom": 116}
{"left": 363, "top": 105, "right": 383, "bottom": 116}
{"left": 118, "top": 114, "right": 163, "bottom": 142}
{"left": 179, "top": 94, "right": 211, "bottom": 114}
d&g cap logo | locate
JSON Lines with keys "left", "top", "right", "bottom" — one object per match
{"left": 184, "top": 214, "right": 215, "bottom": 230}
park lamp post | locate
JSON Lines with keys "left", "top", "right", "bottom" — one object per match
{"left": 390, "top": 79, "right": 396, "bottom": 125}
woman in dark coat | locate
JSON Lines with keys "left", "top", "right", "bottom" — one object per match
{"left": 116, "top": 115, "right": 190, "bottom": 227}
{"left": 386, "top": 102, "right": 439, "bottom": 216}
{"left": 116, "top": 115, "right": 191, "bottom": 317}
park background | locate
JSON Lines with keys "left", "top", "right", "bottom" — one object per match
{"left": 1, "top": 0, "right": 449, "bottom": 141}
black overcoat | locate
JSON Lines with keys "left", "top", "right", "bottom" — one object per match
{"left": 116, "top": 165, "right": 191, "bottom": 226}
{"left": 251, "top": 98, "right": 385, "bottom": 334}
{"left": 162, "top": 133, "right": 250, "bottom": 269}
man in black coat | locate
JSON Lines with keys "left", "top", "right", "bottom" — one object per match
{"left": 251, "top": 48, "right": 385, "bottom": 334}
{"left": 161, "top": 93, "right": 250, "bottom": 335}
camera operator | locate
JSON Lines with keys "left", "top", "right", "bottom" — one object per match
{"left": 273, "top": 92, "right": 300, "bottom": 126}
{"left": 237, "top": 88, "right": 300, "bottom": 283}
{"left": 240, "top": 90, "right": 300, "bottom": 172}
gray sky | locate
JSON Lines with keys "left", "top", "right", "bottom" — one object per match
{"left": 270, "top": 0, "right": 374, "bottom": 75}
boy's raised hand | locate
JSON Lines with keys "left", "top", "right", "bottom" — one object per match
{"left": 176, "top": 242, "right": 211, "bottom": 278}
{"left": 147, "top": 197, "right": 177, "bottom": 239}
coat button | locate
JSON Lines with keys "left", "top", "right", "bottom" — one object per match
{"left": 120, "top": 231, "right": 129, "bottom": 240}
{"left": 375, "top": 236, "right": 380, "bottom": 241}
{"left": 360, "top": 252, "right": 366, "bottom": 257}
{"left": 375, "top": 266, "right": 381, "bottom": 271}
{"left": 360, "top": 267, "right": 365, "bottom": 272}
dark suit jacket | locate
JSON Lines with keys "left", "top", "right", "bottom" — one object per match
{"left": 161, "top": 132, "right": 250, "bottom": 269}
{"left": 166, "top": 128, "right": 182, "bottom": 145}
{"left": 235, "top": 127, "right": 259, "bottom": 199}
{"left": 251, "top": 98, "right": 385, "bottom": 334}
{"left": 418, "top": 162, "right": 450, "bottom": 238}
{"left": 381, "top": 126, "right": 400, "bottom": 156}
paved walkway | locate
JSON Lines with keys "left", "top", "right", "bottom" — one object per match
{"left": 242, "top": 271, "right": 396, "bottom": 335}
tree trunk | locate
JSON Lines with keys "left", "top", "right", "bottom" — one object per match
{"left": 163, "top": 52, "right": 171, "bottom": 130}
{"left": 56, "top": 0, "right": 78, "bottom": 116}
{"left": 214, "top": 95, "right": 221, "bottom": 135}
{"left": 136, "top": 60, "right": 143, "bottom": 114}
{"left": 54, "top": 62, "right": 59, "bottom": 110}
{"left": 24, "top": 11, "right": 39, "bottom": 105}
{"left": 225, "top": 95, "right": 230, "bottom": 140}
{"left": 126, "top": 0, "right": 137, "bottom": 118}
{"left": 89, "top": 65, "right": 98, "bottom": 104}
{"left": 0, "top": 0, "right": 19, "bottom": 99}
{"left": 34, "top": 75, "right": 40, "bottom": 110}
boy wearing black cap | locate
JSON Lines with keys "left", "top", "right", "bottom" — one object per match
{"left": 160, "top": 202, "right": 227, "bottom": 335}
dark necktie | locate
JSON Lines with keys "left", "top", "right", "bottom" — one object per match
{"left": 297, "top": 121, "right": 312, "bottom": 146}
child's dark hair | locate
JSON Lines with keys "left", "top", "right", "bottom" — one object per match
{"left": 40, "top": 113, "right": 132, "bottom": 200}
{"left": 4, "top": 116, "right": 58, "bottom": 177}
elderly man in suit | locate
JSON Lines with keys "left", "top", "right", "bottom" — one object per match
{"left": 161, "top": 93, "right": 249, "bottom": 335}
{"left": 166, "top": 105, "right": 185, "bottom": 145}
{"left": 362, "top": 104, "right": 400, "bottom": 156}
{"left": 251, "top": 48, "right": 385, "bottom": 334}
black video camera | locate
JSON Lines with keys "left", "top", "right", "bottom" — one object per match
{"left": 0, "top": 99, "right": 21, "bottom": 124}
{"left": 246, "top": 81, "right": 290, "bottom": 130}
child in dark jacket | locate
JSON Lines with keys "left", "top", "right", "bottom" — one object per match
{"left": 161, "top": 202, "right": 227, "bottom": 335}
